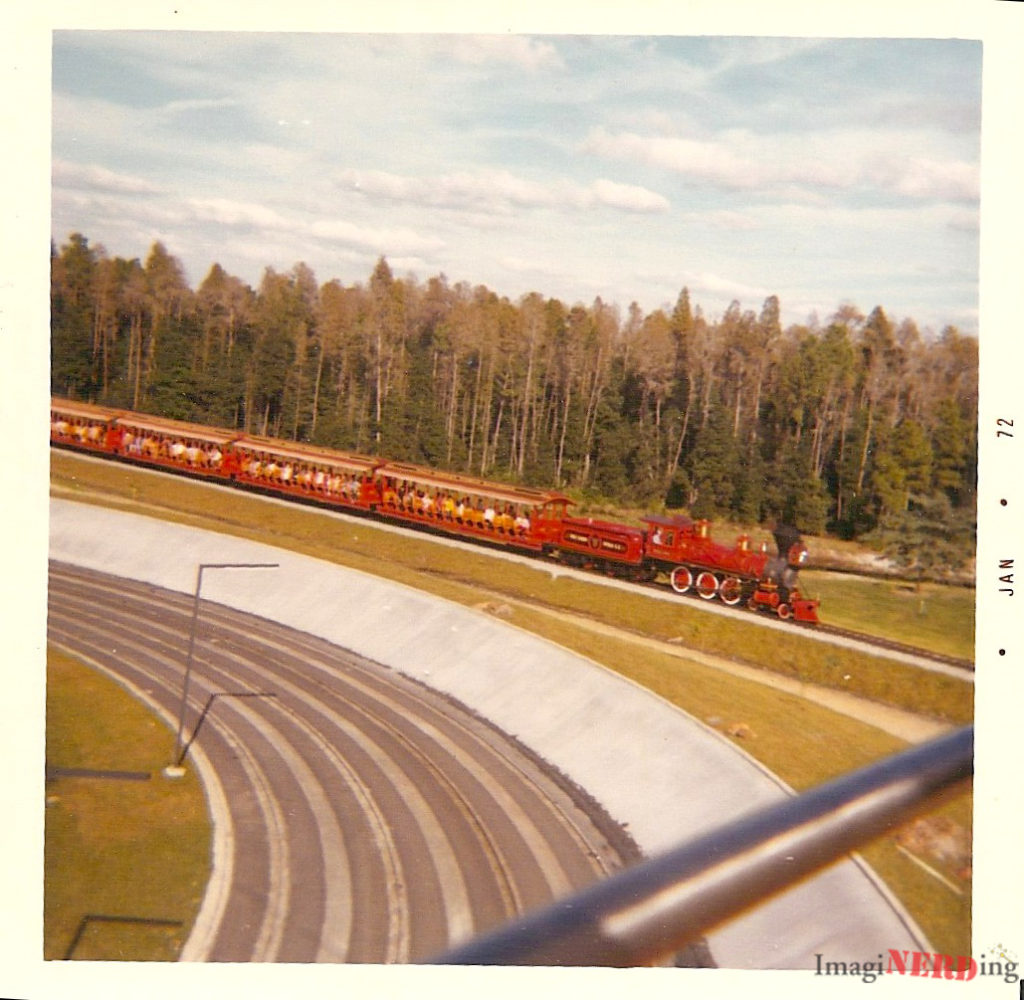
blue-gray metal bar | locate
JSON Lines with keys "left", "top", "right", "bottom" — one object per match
{"left": 430, "top": 725, "right": 973, "bottom": 967}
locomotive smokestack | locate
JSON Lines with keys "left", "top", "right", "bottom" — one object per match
{"left": 772, "top": 523, "right": 803, "bottom": 558}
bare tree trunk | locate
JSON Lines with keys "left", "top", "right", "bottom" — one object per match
{"left": 856, "top": 397, "right": 874, "bottom": 493}
{"left": 667, "top": 379, "right": 692, "bottom": 480}
{"left": 310, "top": 345, "right": 325, "bottom": 436}
{"left": 445, "top": 352, "right": 459, "bottom": 465}
{"left": 555, "top": 382, "right": 571, "bottom": 485}
{"left": 467, "top": 351, "right": 484, "bottom": 469}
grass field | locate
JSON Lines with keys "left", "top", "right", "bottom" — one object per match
{"left": 44, "top": 646, "right": 210, "bottom": 961}
{"left": 48, "top": 450, "right": 974, "bottom": 958}
{"left": 801, "top": 570, "right": 975, "bottom": 662}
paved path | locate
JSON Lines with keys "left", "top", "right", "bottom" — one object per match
{"left": 49, "top": 498, "right": 931, "bottom": 969}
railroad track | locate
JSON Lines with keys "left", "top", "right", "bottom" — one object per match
{"left": 51, "top": 447, "right": 973, "bottom": 676}
{"left": 621, "top": 572, "right": 975, "bottom": 675}
{"left": 47, "top": 562, "right": 652, "bottom": 963}
{"left": 810, "top": 622, "right": 974, "bottom": 673}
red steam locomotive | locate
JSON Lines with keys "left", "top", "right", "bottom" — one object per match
{"left": 49, "top": 398, "right": 820, "bottom": 624}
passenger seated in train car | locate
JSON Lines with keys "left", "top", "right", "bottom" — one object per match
{"left": 281, "top": 462, "right": 293, "bottom": 485}
{"left": 495, "top": 506, "right": 513, "bottom": 534}
{"left": 208, "top": 444, "right": 223, "bottom": 468}
{"left": 483, "top": 503, "right": 496, "bottom": 528}
{"left": 382, "top": 481, "right": 399, "bottom": 508}
{"left": 441, "top": 493, "right": 456, "bottom": 520}
{"left": 313, "top": 467, "right": 326, "bottom": 492}
{"left": 515, "top": 509, "right": 531, "bottom": 535}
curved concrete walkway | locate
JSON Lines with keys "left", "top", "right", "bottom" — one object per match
{"left": 48, "top": 499, "right": 930, "bottom": 969}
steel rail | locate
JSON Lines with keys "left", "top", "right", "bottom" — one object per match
{"left": 429, "top": 725, "right": 973, "bottom": 967}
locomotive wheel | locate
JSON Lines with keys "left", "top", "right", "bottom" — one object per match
{"left": 719, "top": 577, "right": 743, "bottom": 606}
{"left": 776, "top": 602, "right": 792, "bottom": 620}
{"left": 670, "top": 566, "right": 693, "bottom": 594}
{"left": 696, "top": 571, "right": 718, "bottom": 600}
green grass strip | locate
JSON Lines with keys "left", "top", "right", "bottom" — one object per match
{"left": 44, "top": 646, "right": 211, "bottom": 961}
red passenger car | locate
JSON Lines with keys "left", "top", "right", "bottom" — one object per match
{"left": 231, "top": 433, "right": 380, "bottom": 507}
{"left": 373, "top": 459, "right": 570, "bottom": 553}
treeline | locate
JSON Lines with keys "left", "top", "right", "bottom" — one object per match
{"left": 50, "top": 233, "right": 978, "bottom": 567}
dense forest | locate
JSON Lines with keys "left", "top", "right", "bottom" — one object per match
{"left": 50, "top": 233, "right": 978, "bottom": 573}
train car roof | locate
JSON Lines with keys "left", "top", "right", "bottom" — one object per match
{"left": 113, "top": 412, "right": 238, "bottom": 445}
{"left": 234, "top": 434, "right": 380, "bottom": 471}
{"left": 641, "top": 514, "right": 697, "bottom": 529}
{"left": 378, "top": 460, "right": 572, "bottom": 508}
{"left": 51, "top": 398, "right": 122, "bottom": 421}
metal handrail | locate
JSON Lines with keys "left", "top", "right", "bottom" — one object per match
{"left": 429, "top": 725, "right": 973, "bottom": 967}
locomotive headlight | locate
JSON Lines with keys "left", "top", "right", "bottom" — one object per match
{"left": 787, "top": 543, "right": 809, "bottom": 567}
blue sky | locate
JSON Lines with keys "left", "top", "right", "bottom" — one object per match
{"left": 52, "top": 31, "right": 981, "bottom": 334}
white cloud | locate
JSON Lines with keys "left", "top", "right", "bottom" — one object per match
{"left": 888, "top": 158, "right": 980, "bottom": 202}
{"left": 588, "top": 178, "right": 669, "bottom": 213}
{"left": 583, "top": 126, "right": 980, "bottom": 204}
{"left": 446, "top": 34, "right": 564, "bottom": 71}
{"left": 309, "top": 218, "right": 445, "bottom": 256}
{"left": 584, "top": 128, "right": 751, "bottom": 188}
{"left": 183, "top": 197, "right": 292, "bottom": 230}
{"left": 159, "top": 96, "right": 240, "bottom": 116}
{"left": 52, "top": 159, "right": 163, "bottom": 196}
{"left": 336, "top": 167, "right": 668, "bottom": 216}
{"left": 681, "top": 209, "right": 759, "bottom": 231}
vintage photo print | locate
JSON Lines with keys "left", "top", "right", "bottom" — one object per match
{"left": 4, "top": 2, "right": 1021, "bottom": 999}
